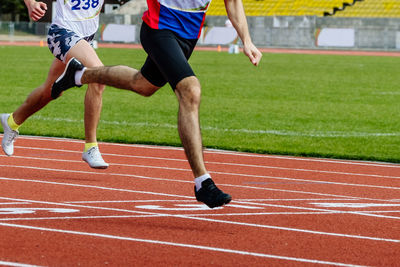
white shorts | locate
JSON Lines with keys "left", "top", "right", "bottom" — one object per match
{"left": 47, "top": 24, "right": 95, "bottom": 63}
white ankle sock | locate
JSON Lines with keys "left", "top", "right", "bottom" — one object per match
{"left": 74, "top": 67, "right": 86, "bottom": 85}
{"left": 195, "top": 174, "right": 211, "bottom": 191}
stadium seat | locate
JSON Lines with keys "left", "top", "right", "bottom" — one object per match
{"left": 206, "top": 0, "right": 400, "bottom": 18}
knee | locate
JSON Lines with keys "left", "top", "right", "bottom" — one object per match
{"left": 139, "top": 89, "right": 155, "bottom": 97}
{"left": 176, "top": 78, "right": 202, "bottom": 109}
{"left": 88, "top": 83, "right": 105, "bottom": 95}
{"left": 187, "top": 86, "right": 201, "bottom": 107}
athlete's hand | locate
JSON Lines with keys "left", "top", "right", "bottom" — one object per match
{"left": 25, "top": 0, "right": 47, "bottom": 21}
{"left": 243, "top": 42, "right": 262, "bottom": 66}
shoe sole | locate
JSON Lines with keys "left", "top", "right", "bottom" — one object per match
{"left": 214, "top": 195, "right": 232, "bottom": 208}
{"left": 197, "top": 194, "right": 232, "bottom": 209}
{"left": 82, "top": 158, "right": 109, "bottom": 169}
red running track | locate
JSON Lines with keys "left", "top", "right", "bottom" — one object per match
{"left": 0, "top": 135, "right": 400, "bottom": 266}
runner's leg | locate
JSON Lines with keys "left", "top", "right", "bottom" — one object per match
{"left": 12, "top": 59, "right": 65, "bottom": 125}
{"left": 174, "top": 76, "right": 207, "bottom": 178}
{"left": 66, "top": 40, "right": 105, "bottom": 144}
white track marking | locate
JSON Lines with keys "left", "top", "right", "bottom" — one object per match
{"left": 0, "top": 208, "right": 79, "bottom": 215}
{"left": 64, "top": 199, "right": 198, "bottom": 204}
{"left": 0, "top": 176, "right": 193, "bottom": 199}
{"left": 0, "top": 214, "right": 165, "bottom": 221}
{"left": 1, "top": 195, "right": 399, "bottom": 243}
{"left": 215, "top": 171, "right": 400, "bottom": 190}
{"left": 1, "top": 182, "right": 397, "bottom": 220}
{"left": 2, "top": 161, "right": 400, "bottom": 194}
{"left": 1, "top": 154, "right": 192, "bottom": 172}
{"left": 0, "top": 212, "right": 341, "bottom": 222}
{"left": 358, "top": 210, "right": 400, "bottom": 213}
{"left": 2, "top": 174, "right": 400, "bottom": 222}
{"left": 181, "top": 215, "right": 400, "bottom": 243}
{"left": 313, "top": 203, "right": 400, "bottom": 208}
{"left": 4, "top": 134, "right": 400, "bottom": 168}
{"left": 0, "top": 261, "right": 42, "bottom": 267}
{"left": 63, "top": 198, "right": 358, "bottom": 204}
{"left": 237, "top": 198, "right": 359, "bottom": 201}
{"left": 235, "top": 201, "right": 400, "bottom": 220}
{"left": 0, "top": 222, "right": 369, "bottom": 267}
{"left": 22, "top": 115, "right": 400, "bottom": 138}
{"left": 1, "top": 135, "right": 399, "bottom": 265}
{"left": 2, "top": 153, "right": 400, "bottom": 181}
{"left": 351, "top": 212, "right": 400, "bottom": 220}
{"left": 0, "top": 196, "right": 168, "bottom": 217}
{"left": 0, "top": 202, "right": 31, "bottom": 205}
{"left": 0, "top": 172, "right": 398, "bottom": 205}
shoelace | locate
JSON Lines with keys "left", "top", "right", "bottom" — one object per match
{"left": 5, "top": 130, "right": 18, "bottom": 145}
{"left": 87, "top": 147, "right": 103, "bottom": 161}
{"left": 204, "top": 182, "right": 223, "bottom": 196}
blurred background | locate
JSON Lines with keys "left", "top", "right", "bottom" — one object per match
{"left": 1, "top": 0, "right": 400, "bottom": 51}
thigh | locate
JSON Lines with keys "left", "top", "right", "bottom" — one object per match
{"left": 46, "top": 58, "right": 68, "bottom": 86}
{"left": 47, "top": 24, "right": 99, "bottom": 65}
{"left": 67, "top": 39, "right": 103, "bottom": 68}
{"left": 140, "top": 23, "right": 197, "bottom": 90}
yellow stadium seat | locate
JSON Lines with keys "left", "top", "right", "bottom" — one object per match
{"left": 206, "top": 0, "right": 400, "bottom": 18}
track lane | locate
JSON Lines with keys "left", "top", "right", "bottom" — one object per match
{"left": 1, "top": 135, "right": 400, "bottom": 266}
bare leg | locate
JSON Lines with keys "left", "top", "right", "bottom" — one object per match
{"left": 82, "top": 66, "right": 159, "bottom": 97}
{"left": 83, "top": 71, "right": 207, "bottom": 176}
{"left": 66, "top": 40, "right": 105, "bottom": 143}
{"left": 174, "top": 76, "right": 207, "bottom": 178}
{"left": 174, "top": 77, "right": 231, "bottom": 208}
{"left": 12, "top": 59, "right": 65, "bottom": 125}
{"left": 82, "top": 83, "right": 103, "bottom": 143}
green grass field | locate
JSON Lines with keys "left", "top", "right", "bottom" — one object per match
{"left": 1, "top": 45, "right": 400, "bottom": 163}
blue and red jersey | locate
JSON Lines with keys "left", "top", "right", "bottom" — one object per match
{"left": 142, "top": 0, "right": 211, "bottom": 39}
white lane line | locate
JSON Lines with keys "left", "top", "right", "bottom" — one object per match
{"left": 18, "top": 115, "right": 400, "bottom": 138}
{"left": 0, "top": 176, "right": 192, "bottom": 199}
{"left": 0, "top": 196, "right": 166, "bottom": 217}
{"left": 0, "top": 174, "right": 396, "bottom": 205}
{"left": 1, "top": 195, "right": 399, "bottom": 243}
{"left": 206, "top": 149, "right": 400, "bottom": 168}
{"left": 2, "top": 153, "right": 400, "bottom": 181}
{"left": 0, "top": 222, "right": 365, "bottom": 267}
{"left": 182, "top": 215, "right": 400, "bottom": 243}
{"left": 4, "top": 174, "right": 398, "bottom": 221}
{"left": 231, "top": 200, "right": 400, "bottom": 220}
{"left": 349, "top": 212, "right": 400, "bottom": 220}
{"left": 0, "top": 261, "right": 42, "bottom": 267}
{"left": 237, "top": 198, "right": 360, "bottom": 201}
{"left": 5, "top": 134, "right": 400, "bottom": 168}
{"left": 0, "top": 212, "right": 338, "bottom": 222}
{"left": 0, "top": 202, "right": 31, "bottom": 205}
{"left": 63, "top": 198, "right": 358, "bottom": 204}
{"left": 2, "top": 162, "right": 400, "bottom": 193}
{"left": 4, "top": 171, "right": 400, "bottom": 221}
{"left": 0, "top": 214, "right": 164, "bottom": 221}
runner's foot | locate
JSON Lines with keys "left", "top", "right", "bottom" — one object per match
{"left": 82, "top": 146, "right": 109, "bottom": 169}
{"left": 51, "top": 57, "right": 84, "bottom": 99}
{"left": 1, "top": 113, "right": 19, "bottom": 156}
{"left": 195, "top": 178, "right": 232, "bottom": 208}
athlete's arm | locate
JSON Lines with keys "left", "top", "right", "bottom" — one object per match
{"left": 224, "top": 0, "right": 262, "bottom": 66}
{"left": 24, "top": 0, "right": 47, "bottom": 21}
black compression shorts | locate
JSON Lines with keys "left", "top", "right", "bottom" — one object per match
{"left": 140, "top": 22, "right": 198, "bottom": 90}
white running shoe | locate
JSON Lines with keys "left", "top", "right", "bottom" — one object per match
{"left": 1, "top": 113, "right": 19, "bottom": 156}
{"left": 82, "top": 146, "right": 109, "bottom": 169}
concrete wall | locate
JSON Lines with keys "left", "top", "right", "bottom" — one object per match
{"left": 2, "top": 15, "right": 400, "bottom": 51}
{"left": 204, "top": 16, "right": 400, "bottom": 50}
{"left": 98, "top": 15, "right": 400, "bottom": 50}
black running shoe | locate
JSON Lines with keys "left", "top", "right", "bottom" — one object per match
{"left": 195, "top": 178, "right": 232, "bottom": 208}
{"left": 51, "top": 57, "right": 84, "bottom": 99}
